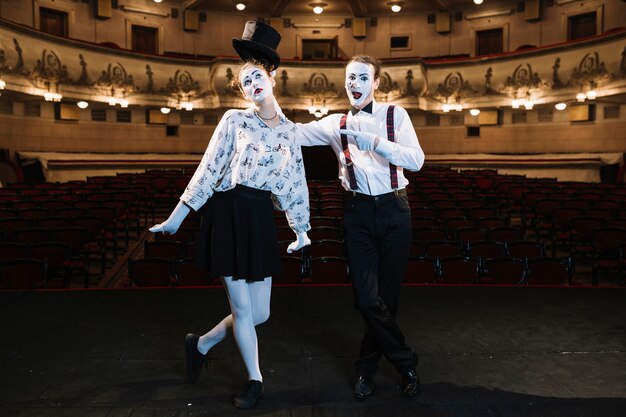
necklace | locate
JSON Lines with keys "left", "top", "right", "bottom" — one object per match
{"left": 256, "top": 110, "right": 277, "bottom": 121}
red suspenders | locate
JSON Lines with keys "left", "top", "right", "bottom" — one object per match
{"left": 340, "top": 114, "right": 358, "bottom": 191}
{"left": 340, "top": 105, "right": 398, "bottom": 191}
{"left": 386, "top": 105, "right": 399, "bottom": 189}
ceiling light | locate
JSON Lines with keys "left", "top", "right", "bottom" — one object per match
{"left": 576, "top": 92, "right": 586, "bottom": 102}
{"left": 160, "top": 107, "right": 171, "bottom": 114}
{"left": 77, "top": 101, "right": 88, "bottom": 109}
{"left": 387, "top": 1, "right": 405, "bottom": 12}
{"left": 554, "top": 102, "right": 567, "bottom": 111}
{"left": 153, "top": 0, "right": 163, "bottom": 3}
{"left": 310, "top": 2, "right": 327, "bottom": 14}
{"left": 235, "top": 2, "right": 246, "bottom": 10}
{"left": 473, "top": 0, "right": 484, "bottom": 4}
{"left": 469, "top": 108, "right": 480, "bottom": 116}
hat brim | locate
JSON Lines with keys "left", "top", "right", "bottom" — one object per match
{"left": 232, "top": 38, "right": 280, "bottom": 70}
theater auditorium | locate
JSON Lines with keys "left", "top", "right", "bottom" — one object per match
{"left": 0, "top": 0, "right": 625, "bottom": 415}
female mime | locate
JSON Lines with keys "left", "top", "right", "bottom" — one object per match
{"left": 150, "top": 20, "right": 311, "bottom": 409}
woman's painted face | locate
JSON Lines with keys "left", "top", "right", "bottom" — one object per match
{"left": 345, "top": 61, "right": 379, "bottom": 108}
{"left": 240, "top": 66, "right": 275, "bottom": 103}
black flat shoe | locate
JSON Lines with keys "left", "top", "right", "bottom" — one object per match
{"left": 185, "top": 333, "right": 207, "bottom": 383}
{"left": 233, "top": 380, "right": 263, "bottom": 409}
{"left": 401, "top": 369, "right": 421, "bottom": 397}
{"left": 353, "top": 375, "right": 373, "bottom": 399}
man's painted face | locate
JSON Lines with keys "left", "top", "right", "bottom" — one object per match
{"left": 345, "top": 61, "right": 378, "bottom": 108}
{"left": 240, "top": 65, "right": 274, "bottom": 103}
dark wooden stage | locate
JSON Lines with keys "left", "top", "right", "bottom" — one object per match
{"left": 1, "top": 285, "right": 624, "bottom": 416}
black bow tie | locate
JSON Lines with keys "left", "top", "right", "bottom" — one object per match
{"left": 350, "top": 101, "right": 373, "bottom": 115}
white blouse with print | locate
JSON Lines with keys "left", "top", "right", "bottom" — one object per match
{"left": 180, "top": 107, "right": 310, "bottom": 234}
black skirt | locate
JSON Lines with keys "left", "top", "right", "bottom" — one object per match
{"left": 195, "top": 185, "right": 280, "bottom": 281}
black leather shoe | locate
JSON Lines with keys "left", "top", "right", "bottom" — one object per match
{"left": 353, "top": 375, "right": 373, "bottom": 399}
{"left": 233, "top": 380, "right": 263, "bottom": 409}
{"left": 185, "top": 333, "right": 207, "bottom": 383}
{"left": 401, "top": 369, "right": 421, "bottom": 397}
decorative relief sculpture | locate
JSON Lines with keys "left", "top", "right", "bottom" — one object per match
{"left": 145, "top": 65, "right": 154, "bottom": 93}
{"left": 76, "top": 54, "right": 90, "bottom": 86}
{"left": 552, "top": 58, "right": 563, "bottom": 89}
{"left": 503, "top": 64, "right": 549, "bottom": 98}
{"left": 97, "top": 62, "right": 135, "bottom": 89}
{"left": 430, "top": 71, "right": 477, "bottom": 103}
{"left": 279, "top": 69, "right": 290, "bottom": 97}
{"left": 570, "top": 52, "right": 610, "bottom": 87}
{"left": 31, "top": 49, "right": 70, "bottom": 88}
{"left": 221, "top": 67, "right": 240, "bottom": 96}
{"left": 301, "top": 72, "right": 339, "bottom": 97}
{"left": 11, "top": 38, "right": 26, "bottom": 74}
{"left": 375, "top": 71, "right": 400, "bottom": 101}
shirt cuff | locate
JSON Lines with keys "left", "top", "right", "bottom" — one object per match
{"left": 375, "top": 138, "right": 395, "bottom": 158}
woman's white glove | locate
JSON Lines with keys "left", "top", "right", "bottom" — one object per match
{"left": 149, "top": 201, "right": 190, "bottom": 235}
{"left": 287, "top": 232, "right": 311, "bottom": 253}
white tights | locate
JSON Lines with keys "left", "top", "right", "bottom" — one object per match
{"left": 197, "top": 276, "right": 272, "bottom": 382}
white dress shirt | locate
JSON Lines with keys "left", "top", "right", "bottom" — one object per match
{"left": 181, "top": 107, "right": 310, "bottom": 234}
{"left": 296, "top": 100, "right": 425, "bottom": 196}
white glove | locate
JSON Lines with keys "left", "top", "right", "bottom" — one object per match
{"left": 149, "top": 201, "right": 190, "bottom": 235}
{"left": 287, "top": 232, "right": 311, "bottom": 253}
{"left": 339, "top": 129, "right": 380, "bottom": 151}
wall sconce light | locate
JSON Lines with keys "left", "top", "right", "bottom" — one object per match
{"left": 108, "top": 97, "right": 117, "bottom": 106}
{"left": 180, "top": 102, "right": 193, "bottom": 111}
{"left": 586, "top": 90, "right": 597, "bottom": 100}
{"left": 512, "top": 93, "right": 533, "bottom": 110}
{"left": 310, "top": 2, "right": 327, "bottom": 14}
{"left": 235, "top": 1, "right": 247, "bottom": 10}
{"left": 308, "top": 100, "right": 329, "bottom": 118}
{"left": 554, "top": 102, "right": 567, "bottom": 111}
{"left": 469, "top": 108, "right": 480, "bottom": 116}
{"left": 160, "top": 107, "right": 171, "bottom": 114}
{"left": 119, "top": 99, "right": 129, "bottom": 108}
{"left": 473, "top": 0, "right": 484, "bottom": 4}
{"left": 44, "top": 92, "right": 62, "bottom": 102}
{"left": 77, "top": 101, "right": 89, "bottom": 109}
{"left": 576, "top": 92, "right": 587, "bottom": 102}
{"left": 0, "top": 79, "right": 5, "bottom": 90}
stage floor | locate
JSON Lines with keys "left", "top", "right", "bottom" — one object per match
{"left": 1, "top": 286, "right": 625, "bottom": 416}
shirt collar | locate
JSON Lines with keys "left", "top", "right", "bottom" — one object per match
{"left": 350, "top": 99, "right": 375, "bottom": 116}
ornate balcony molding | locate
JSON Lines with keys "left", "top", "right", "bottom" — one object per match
{"left": 1, "top": 18, "right": 625, "bottom": 114}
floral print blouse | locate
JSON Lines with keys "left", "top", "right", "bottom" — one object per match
{"left": 180, "top": 107, "right": 310, "bottom": 234}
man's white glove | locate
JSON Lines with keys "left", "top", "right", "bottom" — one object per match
{"left": 339, "top": 128, "right": 395, "bottom": 158}
{"left": 287, "top": 232, "right": 311, "bottom": 253}
{"left": 339, "top": 129, "right": 380, "bottom": 151}
{"left": 149, "top": 201, "right": 190, "bottom": 235}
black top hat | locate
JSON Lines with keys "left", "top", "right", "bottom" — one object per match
{"left": 232, "top": 20, "right": 281, "bottom": 71}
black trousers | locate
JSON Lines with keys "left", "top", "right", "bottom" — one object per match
{"left": 343, "top": 190, "right": 416, "bottom": 378}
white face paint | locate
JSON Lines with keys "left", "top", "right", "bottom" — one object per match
{"left": 240, "top": 65, "right": 274, "bottom": 103}
{"left": 345, "top": 61, "right": 378, "bottom": 108}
